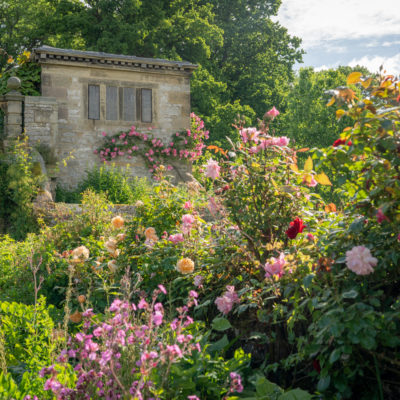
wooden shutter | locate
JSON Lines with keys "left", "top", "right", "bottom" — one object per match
{"left": 141, "top": 89, "right": 152, "bottom": 123}
{"left": 106, "top": 86, "right": 118, "bottom": 120}
{"left": 122, "top": 87, "right": 135, "bottom": 121}
{"left": 88, "top": 85, "right": 100, "bottom": 120}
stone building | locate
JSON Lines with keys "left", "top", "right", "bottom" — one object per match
{"left": 0, "top": 46, "right": 197, "bottom": 187}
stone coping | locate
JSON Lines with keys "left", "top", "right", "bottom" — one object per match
{"left": 33, "top": 46, "right": 197, "bottom": 74}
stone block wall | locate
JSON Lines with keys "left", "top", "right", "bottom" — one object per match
{"left": 24, "top": 96, "right": 58, "bottom": 153}
{"left": 31, "top": 46, "right": 196, "bottom": 188}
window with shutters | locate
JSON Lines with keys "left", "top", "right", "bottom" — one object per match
{"left": 88, "top": 85, "right": 152, "bottom": 123}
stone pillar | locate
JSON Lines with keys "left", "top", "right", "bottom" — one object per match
{"left": 3, "top": 77, "right": 24, "bottom": 141}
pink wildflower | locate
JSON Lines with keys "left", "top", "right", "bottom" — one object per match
{"left": 302, "top": 175, "right": 318, "bottom": 187}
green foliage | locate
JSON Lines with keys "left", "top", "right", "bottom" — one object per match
{"left": 203, "top": 100, "right": 256, "bottom": 148}
{"left": 56, "top": 164, "right": 151, "bottom": 204}
{"left": 0, "top": 51, "right": 41, "bottom": 96}
{"left": 278, "top": 66, "right": 370, "bottom": 148}
{"left": 0, "top": 297, "right": 55, "bottom": 388}
{"left": 2, "top": 0, "right": 303, "bottom": 145}
{"left": 0, "top": 137, "right": 42, "bottom": 239}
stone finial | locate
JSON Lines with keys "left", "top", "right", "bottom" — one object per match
{"left": 7, "top": 76, "right": 21, "bottom": 92}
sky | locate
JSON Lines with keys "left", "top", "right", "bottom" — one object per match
{"left": 274, "top": 0, "right": 400, "bottom": 75}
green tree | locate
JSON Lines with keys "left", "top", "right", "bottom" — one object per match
{"left": 1, "top": 0, "right": 304, "bottom": 146}
{"left": 207, "top": 0, "right": 303, "bottom": 116}
{"left": 279, "top": 66, "right": 370, "bottom": 148}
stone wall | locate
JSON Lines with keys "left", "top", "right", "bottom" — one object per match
{"left": 32, "top": 46, "right": 196, "bottom": 188}
{"left": 24, "top": 96, "right": 58, "bottom": 152}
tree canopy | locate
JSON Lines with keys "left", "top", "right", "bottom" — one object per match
{"left": 1, "top": 0, "right": 303, "bottom": 146}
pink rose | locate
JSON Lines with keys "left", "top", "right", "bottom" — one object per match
{"left": 266, "top": 106, "right": 280, "bottom": 119}
{"left": 264, "top": 252, "right": 286, "bottom": 279}
{"left": 204, "top": 159, "right": 221, "bottom": 180}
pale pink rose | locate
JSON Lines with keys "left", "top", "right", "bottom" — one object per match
{"left": 183, "top": 201, "right": 193, "bottom": 209}
{"left": 249, "top": 146, "right": 259, "bottom": 154}
{"left": 204, "top": 159, "right": 221, "bottom": 180}
{"left": 264, "top": 252, "right": 286, "bottom": 279}
{"left": 277, "top": 136, "right": 290, "bottom": 146}
{"left": 345, "top": 246, "right": 377, "bottom": 275}
{"left": 266, "top": 106, "right": 280, "bottom": 119}
{"left": 215, "top": 286, "right": 239, "bottom": 315}
{"left": 182, "top": 214, "right": 195, "bottom": 225}
{"left": 169, "top": 233, "right": 184, "bottom": 244}
{"left": 240, "top": 127, "right": 260, "bottom": 143}
{"left": 215, "top": 296, "right": 233, "bottom": 314}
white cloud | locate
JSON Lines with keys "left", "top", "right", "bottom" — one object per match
{"left": 382, "top": 40, "right": 400, "bottom": 47}
{"left": 275, "top": 0, "right": 400, "bottom": 48}
{"left": 348, "top": 54, "right": 400, "bottom": 75}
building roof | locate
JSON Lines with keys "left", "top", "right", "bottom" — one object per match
{"left": 33, "top": 46, "right": 197, "bottom": 74}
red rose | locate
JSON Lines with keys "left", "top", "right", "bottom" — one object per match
{"left": 333, "top": 138, "right": 352, "bottom": 147}
{"left": 333, "top": 138, "right": 346, "bottom": 147}
{"left": 286, "top": 217, "right": 305, "bottom": 239}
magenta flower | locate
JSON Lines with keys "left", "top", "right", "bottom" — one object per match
{"left": 204, "top": 158, "right": 221, "bottom": 180}
{"left": 229, "top": 372, "right": 244, "bottom": 393}
{"left": 158, "top": 284, "right": 167, "bottom": 294}
{"left": 183, "top": 201, "right": 193, "bottom": 209}
{"left": 376, "top": 208, "right": 389, "bottom": 223}
{"left": 152, "top": 311, "right": 163, "bottom": 326}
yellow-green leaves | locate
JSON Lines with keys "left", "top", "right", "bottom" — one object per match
{"left": 347, "top": 71, "right": 362, "bottom": 85}
{"left": 304, "top": 157, "right": 313, "bottom": 173}
{"left": 315, "top": 172, "right": 332, "bottom": 186}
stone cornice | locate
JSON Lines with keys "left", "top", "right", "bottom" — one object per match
{"left": 33, "top": 46, "right": 197, "bottom": 76}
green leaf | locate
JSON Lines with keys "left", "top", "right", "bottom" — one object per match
{"left": 211, "top": 317, "right": 232, "bottom": 331}
{"left": 279, "top": 388, "right": 312, "bottom": 400}
{"left": 256, "top": 377, "right": 282, "bottom": 396}
{"left": 317, "top": 376, "right": 331, "bottom": 391}
{"left": 342, "top": 290, "right": 358, "bottom": 299}
{"left": 329, "top": 348, "right": 341, "bottom": 364}
{"left": 207, "top": 334, "right": 229, "bottom": 353}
